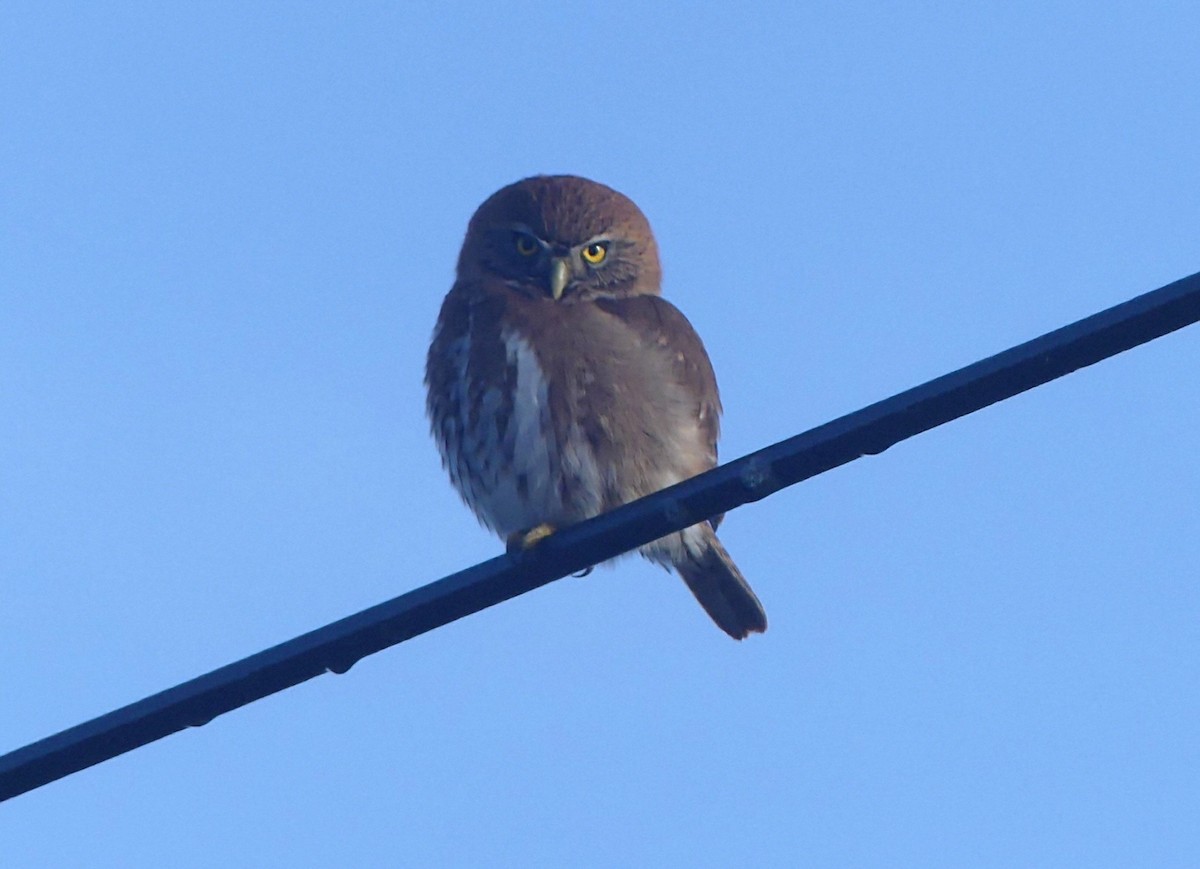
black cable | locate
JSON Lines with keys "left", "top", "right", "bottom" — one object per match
{"left": 3, "top": 268, "right": 1198, "bottom": 803}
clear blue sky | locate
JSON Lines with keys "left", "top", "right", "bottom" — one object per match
{"left": 3, "top": 3, "right": 1199, "bottom": 866}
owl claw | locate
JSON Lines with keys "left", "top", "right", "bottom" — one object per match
{"left": 506, "top": 523, "right": 556, "bottom": 553}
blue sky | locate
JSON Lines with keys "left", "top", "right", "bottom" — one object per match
{"left": 3, "top": 2, "right": 1199, "bottom": 866}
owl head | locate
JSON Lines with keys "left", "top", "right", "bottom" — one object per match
{"left": 457, "top": 175, "right": 663, "bottom": 303}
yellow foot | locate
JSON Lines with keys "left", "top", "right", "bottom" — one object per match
{"left": 506, "top": 523, "right": 556, "bottom": 553}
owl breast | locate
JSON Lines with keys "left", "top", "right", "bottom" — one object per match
{"left": 432, "top": 321, "right": 604, "bottom": 537}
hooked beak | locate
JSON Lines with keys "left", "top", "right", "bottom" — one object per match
{"left": 548, "top": 257, "right": 570, "bottom": 300}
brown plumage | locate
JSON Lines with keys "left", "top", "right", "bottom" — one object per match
{"left": 425, "top": 175, "right": 766, "bottom": 639}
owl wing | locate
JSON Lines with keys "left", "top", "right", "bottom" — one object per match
{"left": 595, "top": 295, "right": 725, "bottom": 527}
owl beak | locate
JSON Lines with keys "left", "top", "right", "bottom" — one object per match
{"left": 548, "top": 257, "right": 571, "bottom": 301}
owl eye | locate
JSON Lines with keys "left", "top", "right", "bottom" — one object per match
{"left": 513, "top": 232, "right": 540, "bottom": 257}
{"left": 581, "top": 242, "right": 608, "bottom": 265}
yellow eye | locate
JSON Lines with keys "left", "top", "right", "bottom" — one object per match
{"left": 514, "top": 233, "right": 539, "bottom": 257}
{"left": 581, "top": 242, "right": 608, "bottom": 265}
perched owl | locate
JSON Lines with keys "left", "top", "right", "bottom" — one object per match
{"left": 425, "top": 175, "right": 766, "bottom": 639}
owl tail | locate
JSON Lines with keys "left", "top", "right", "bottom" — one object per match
{"left": 675, "top": 527, "right": 767, "bottom": 640}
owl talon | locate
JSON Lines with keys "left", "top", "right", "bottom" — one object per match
{"left": 506, "top": 523, "right": 556, "bottom": 553}
{"left": 572, "top": 566, "right": 594, "bottom": 578}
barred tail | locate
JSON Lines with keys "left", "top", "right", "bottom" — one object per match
{"left": 675, "top": 528, "right": 767, "bottom": 640}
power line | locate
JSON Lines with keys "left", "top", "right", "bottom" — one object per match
{"left": 2, "top": 269, "right": 1199, "bottom": 803}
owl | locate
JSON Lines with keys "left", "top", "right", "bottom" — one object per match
{"left": 426, "top": 175, "right": 766, "bottom": 639}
